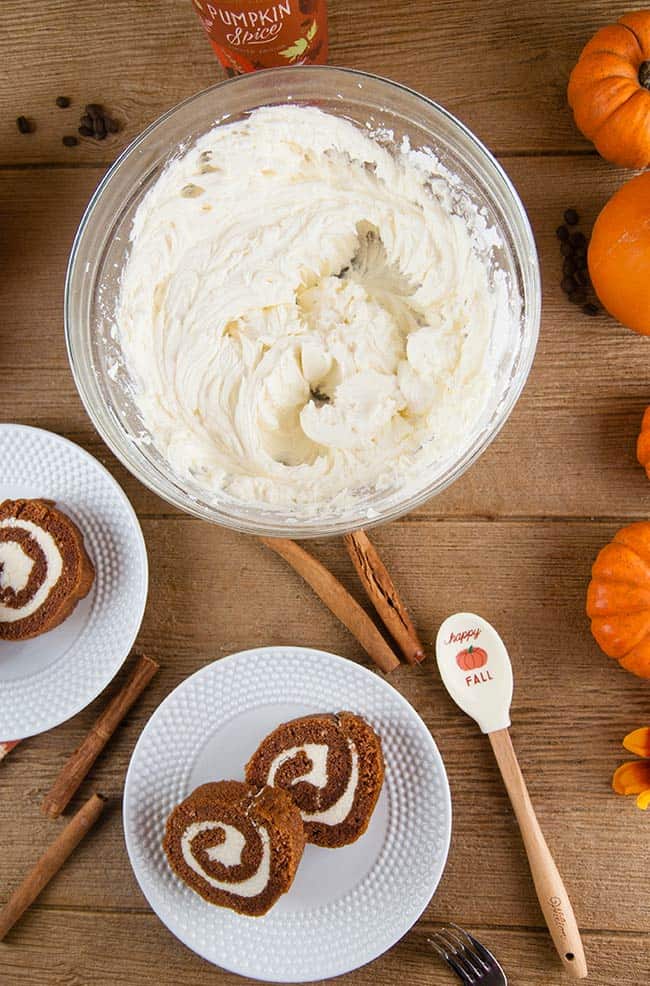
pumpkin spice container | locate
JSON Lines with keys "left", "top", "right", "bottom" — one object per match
{"left": 192, "top": 0, "right": 328, "bottom": 74}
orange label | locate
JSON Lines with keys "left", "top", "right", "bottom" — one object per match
{"left": 192, "top": 0, "right": 328, "bottom": 72}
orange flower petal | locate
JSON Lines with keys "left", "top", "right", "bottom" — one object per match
{"left": 612, "top": 760, "right": 650, "bottom": 795}
{"left": 623, "top": 727, "right": 650, "bottom": 758}
{"left": 636, "top": 790, "right": 650, "bottom": 810}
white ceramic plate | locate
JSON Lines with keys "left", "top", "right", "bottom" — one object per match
{"left": 124, "top": 646, "right": 452, "bottom": 982}
{"left": 0, "top": 424, "right": 148, "bottom": 738}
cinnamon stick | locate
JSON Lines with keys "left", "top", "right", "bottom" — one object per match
{"left": 41, "top": 653, "right": 159, "bottom": 819}
{"left": 0, "top": 793, "right": 106, "bottom": 940}
{"left": 344, "top": 530, "right": 425, "bottom": 665}
{"left": 262, "top": 537, "right": 400, "bottom": 674}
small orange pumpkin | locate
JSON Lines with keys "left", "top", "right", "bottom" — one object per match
{"left": 568, "top": 10, "right": 650, "bottom": 168}
{"left": 456, "top": 645, "right": 488, "bottom": 672}
{"left": 588, "top": 172, "right": 650, "bottom": 335}
{"left": 637, "top": 407, "right": 650, "bottom": 478}
{"left": 587, "top": 521, "right": 650, "bottom": 679}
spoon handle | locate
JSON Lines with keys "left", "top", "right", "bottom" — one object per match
{"left": 488, "top": 727, "right": 588, "bottom": 979}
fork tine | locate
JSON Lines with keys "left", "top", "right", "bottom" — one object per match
{"left": 427, "top": 933, "right": 475, "bottom": 984}
{"left": 448, "top": 923, "right": 491, "bottom": 971}
{"left": 436, "top": 930, "right": 481, "bottom": 982}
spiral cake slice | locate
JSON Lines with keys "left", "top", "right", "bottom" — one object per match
{"left": 163, "top": 780, "right": 305, "bottom": 916}
{"left": 0, "top": 499, "right": 95, "bottom": 641}
{"left": 246, "top": 712, "right": 384, "bottom": 848}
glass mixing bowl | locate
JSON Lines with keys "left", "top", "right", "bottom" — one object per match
{"left": 65, "top": 66, "right": 540, "bottom": 538}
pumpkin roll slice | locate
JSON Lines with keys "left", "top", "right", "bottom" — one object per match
{"left": 246, "top": 712, "right": 384, "bottom": 848}
{"left": 163, "top": 781, "right": 305, "bottom": 916}
{"left": 0, "top": 498, "right": 95, "bottom": 642}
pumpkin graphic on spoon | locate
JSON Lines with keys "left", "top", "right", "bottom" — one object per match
{"left": 456, "top": 645, "right": 488, "bottom": 671}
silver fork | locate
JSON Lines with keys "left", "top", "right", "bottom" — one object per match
{"left": 427, "top": 924, "right": 507, "bottom": 985}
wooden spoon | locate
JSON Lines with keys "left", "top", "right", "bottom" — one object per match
{"left": 436, "top": 612, "right": 588, "bottom": 979}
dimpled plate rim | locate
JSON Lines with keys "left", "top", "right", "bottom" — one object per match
{"left": 123, "top": 646, "right": 452, "bottom": 983}
{"left": 0, "top": 424, "right": 149, "bottom": 737}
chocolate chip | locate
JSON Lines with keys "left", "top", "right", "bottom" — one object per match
{"left": 570, "top": 231, "right": 586, "bottom": 249}
{"left": 16, "top": 115, "right": 33, "bottom": 134}
{"left": 564, "top": 208, "right": 579, "bottom": 226}
{"left": 62, "top": 135, "right": 78, "bottom": 147}
{"left": 55, "top": 96, "right": 71, "bottom": 108}
{"left": 582, "top": 303, "right": 600, "bottom": 316}
{"left": 560, "top": 241, "right": 573, "bottom": 257}
{"left": 561, "top": 275, "right": 577, "bottom": 295}
{"left": 563, "top": 258, "right": 576, "bottom": 276}
{"left": 78, "top": 125, "right": 94, "bottom": 137}
{"left": 556, "top": 225, "right": 570, "bottom": 242}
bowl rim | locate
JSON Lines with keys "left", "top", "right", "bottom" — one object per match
{"left": 65, "top": 65, "right": 540, "bottom": 538}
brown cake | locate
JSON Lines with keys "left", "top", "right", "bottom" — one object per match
{"left": 246, "top": 712, "right": 384, "bottom": 848}
{"left": 162, "top": 780, "right": 305, "bottom": 916}
{"left": 0, "top": 498, "right": 95, "bottom": 641}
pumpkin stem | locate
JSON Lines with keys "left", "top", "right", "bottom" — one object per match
{"left": 468, "top": 645, "right": 473, "bottom": 653}
{"left": 640, "top": 61, "right": 650, "bottom": 90}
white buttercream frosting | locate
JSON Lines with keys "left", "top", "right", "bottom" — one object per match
{"left": 181, "top": 820, "right": 270, "bottom": 898}
{"left": 0, "top": 519, "right": 63, "bottom": 622}
{"left": 266, "top": 739, "right": 359, "bottom": 826}
{"left": 118, "top": 105, "right": 506, "bottom": 512}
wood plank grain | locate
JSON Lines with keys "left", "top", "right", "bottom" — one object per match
{"left": 1, "top": 157, "right": 649, "bottom": 521}
{"left": 1, "top": 520, "right": 649, "bottom": 937}
{"left": 0, "top": 910, "right": 647, "bottom": 986}
{"left": 0, "top": 0, "right": 635, "bottom": 165}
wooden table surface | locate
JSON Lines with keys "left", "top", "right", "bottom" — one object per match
{"left": 1, "top": 2, "right": 649, "bottom": 984}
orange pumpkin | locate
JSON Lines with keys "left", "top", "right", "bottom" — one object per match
{"left": 637, "top": 407, "right": 650, "bottom": 478}
{"left": 587, "top": 521, "right": 650, "bottom": 678}
{"left": 568, "top": 10, "right": 650, "bottom": 168}
{"left": 588, "top": 172, "right": 650, "bottom": 335}
{"left": 455, "top": 645, "right": 488, "bottom": 672}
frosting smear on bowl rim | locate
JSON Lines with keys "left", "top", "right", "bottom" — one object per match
{"left": 117, "top": 104, "right": 511, "bottom": 515}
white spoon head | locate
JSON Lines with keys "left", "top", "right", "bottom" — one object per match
{"left": 435, "top": 612, "right": 514, "bottom": 734}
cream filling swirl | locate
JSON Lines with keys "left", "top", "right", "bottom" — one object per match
{"left": 0, "top": 519, "right": 63, "bottom": 622}
{"left": 181, "top": 820, "right": 271, "bottom": 898}
{"left": 266, "top": 740, "right": 360, "bottom": 825}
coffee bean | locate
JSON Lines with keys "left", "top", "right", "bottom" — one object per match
{"left": 570, "top": 231, "right": 587, "bottom": 249}
{"left": 582, "top": 303, "right": 600, "bottom": 316}
{"left": 561, "top": 275, "right": 577, "bottom": 295}
{"left": 575, "top": 253, "right": 588, "bottom": 270}
{"left": 568, "top": 289, "right": 587, "bottom": 305}
{"left": 80, "top": 113, "right": 93, "bottom": 128}
{"left": 56, "top": 96, "right": 71, "bottom": 108}
{"left": 85, "top": 103, "right": 103, "bottom": 119}
{"left": 94, "top": 116, "right": 107, "bottom": 139}
{"left": 78, "top": 125, "right": 94, "bottom": 137}
{"left": 556, "top": 225, "right": 570, "bottom": 241}
{"left": 575, "top": 269, "right": 590, "bottom": 287}
{"left": 62, "top": 135, "right": 78, "bottom": 147}
{"left": 563, "top": 258, "right": 576, "bottom": 276}
{"left": 564, "top": 208, "right": 579, "bottom": 226}
{"left": 560, "top": 241, "right": 573, "bottom": 257}
{"left": 105, "top": 116, "right": 119, "bottom": 133}
{"left": 16, "top": 115, "right": 33, "bottom": 134}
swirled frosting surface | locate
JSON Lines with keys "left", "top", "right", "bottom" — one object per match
{"left": 118, "top": 106, "right": 506, "bottom": 511}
